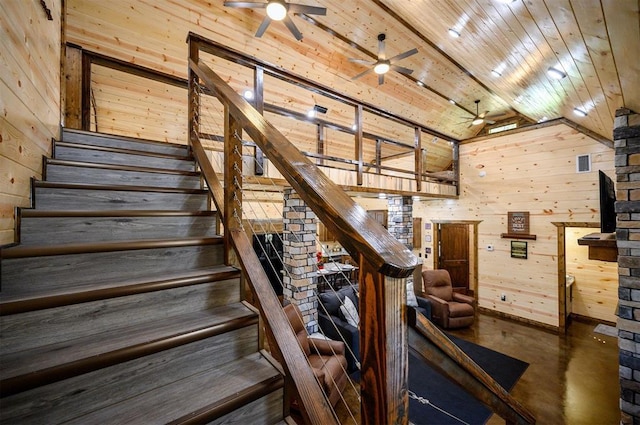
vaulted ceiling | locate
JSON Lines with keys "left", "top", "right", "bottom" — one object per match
{"left": 221, "top": 0, "right": 639, "bottom": 142}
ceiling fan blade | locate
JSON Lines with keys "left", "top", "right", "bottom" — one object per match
{"left": 223, "top": 1, "right": 267, "bottom": 8}
{"left": 378, "top": 74, "right": 384, "bottom": 85}
{"left": 388, "top": 48, "right": 418, "bottom": 63}
{"left": 283, "top": 15, "right": 303, "bottom": 40}
{"left": 478, "top": 110, "right": 490, "bottom": 118}
{"left": 378, "top": 36, "right": 386, "bottom": 60}
{"left": 485, "top": 119, "right": 496, "bottom": 125}
{"left": 349, "top": 59, "right": 376, "bottom": 66}
{"left": 390, "top": 64, "right": 413, "bottom": 75}
{"left": 288, "top": 4, "right": 327, "bottom": 15}
{"left": 255, "top": 16, "right": 272, "bottom": 37}
{"left": 352, "top": 68, "right": 374, "bottom": 80}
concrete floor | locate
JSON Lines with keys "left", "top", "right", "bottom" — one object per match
{"left": 451, "top": 313, "right": 620, "bottom": 425}
{"left": 333, "top": 312, "right": 620, "bottom": 424}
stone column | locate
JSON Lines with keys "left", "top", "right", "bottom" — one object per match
{"left": 282, "top": 188, "right": 319, "bottom": 333}
{"left": 388, "top": 196, "right": 413, "bottom": 250}
{"left": 615, "top": 108, "right": 640, "bottom": 425}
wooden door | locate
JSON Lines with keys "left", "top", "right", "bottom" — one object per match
{"left": 438, "top": 223, "right": 470, "bottom": 292}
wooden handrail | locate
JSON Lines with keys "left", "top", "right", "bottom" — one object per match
{"left": 408, "top": 308, "right": 536, "bottom": 424}
{"left": 189, "top": 56, "right": 417, "bottom": 279}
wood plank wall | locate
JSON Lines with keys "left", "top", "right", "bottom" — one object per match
{"left": 565, "top": 227, "right": 618, "bottom": 323}
{"left": 0, "top": 0, "right": 62, "bottom": 245}
{"left": 414, "top": 123, "right": 615, "bottom": 327}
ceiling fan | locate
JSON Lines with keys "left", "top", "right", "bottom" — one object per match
{"left": 223, "top": 0, "right": 326, "bottom": 41}
{"left": 463, "top": 100, "right": 496, "bottom": 127}
{"left": 349, "top": 33, "right": 418, "bottom": 85}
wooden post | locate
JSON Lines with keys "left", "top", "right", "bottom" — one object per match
{"left": 414, "top": 127, "right": 422, "bottom": 192}
{"left": 63, "top": 44, "right": 83, "bottom": 129}
{"left": 224, "top": 107, "right": 243, "bottom": 267}
{"left": 359, "top": 254, "right": 409, "bottom": 425}
{"left": 253, "top": 66, "right": 264, "bottom": 175}
{"left": 355, "top": 104, "right": 363, "bottom": 186}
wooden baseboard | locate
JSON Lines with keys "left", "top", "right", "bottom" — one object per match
{"left": 478, "top": 307, "right": 560, "bottom": 333}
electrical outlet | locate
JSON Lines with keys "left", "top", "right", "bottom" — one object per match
{"left": 500, "top": 293, "right": 506, "bottom": 301}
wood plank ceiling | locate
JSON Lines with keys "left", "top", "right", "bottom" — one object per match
{"left": 220, "top": 0, "right": 639, "bottom": 142}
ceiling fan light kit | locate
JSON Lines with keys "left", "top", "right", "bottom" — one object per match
{"left": 349, "top": 33, "right": 418, "bottom": 85}
{"left": 266, "top": 1, "right": 287, "bottom": 20}
{"left": 223, "top": 1, "right": 326, "bottom": 41}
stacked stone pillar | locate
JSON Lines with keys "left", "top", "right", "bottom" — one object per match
{"left": 388, "top": 196, "right": 413, "bottom": 250}
{"left": 282, "top": 188, "right": 319, "bottom": 333}
{"left": 615, "top": 108, "right": 640, "bottom": 425}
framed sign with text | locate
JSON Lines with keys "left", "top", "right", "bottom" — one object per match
{"left": 501, "top": 211, "right": 536, "bottom": 240}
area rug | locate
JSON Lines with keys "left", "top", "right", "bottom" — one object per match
{"left": 594, "top": 323, "right": 617, "bottom": 338}
{"left": 408, "top": 334, "right": 529, "bottom": 425}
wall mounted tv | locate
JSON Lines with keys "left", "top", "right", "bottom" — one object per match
{"left": 599, "top": 170, "right": 616, "bottom": 234}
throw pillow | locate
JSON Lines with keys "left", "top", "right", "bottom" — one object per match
{"left": 406, "top": 280, "right": 418, "bottom": 307}
{"left": 340, "top": 295, "right": 360, "bottom": 328}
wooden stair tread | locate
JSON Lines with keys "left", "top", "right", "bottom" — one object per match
{"left": 33, "top": 180, "right": 207, "bottom": 194}
{"left": 64, "top": 352, "right": 282, "bottom": 425}
{"left": 0, "top": 265, "right": 240, "bottom": 315}
{"left": 18, "top": 209, "right": 217, "bottom": 218}
{"left": 1, "top": 236, "right": 223, "bottom": 259}
{"left": 0, "top": 302, "right": 258, "bottom": 393}
{"left": 55, "top": 140, "right": 193, "bottom": 161}
{"left": 47, "top": 158, "right": 201, "bottom": 176}
{"left": 62, "top": 128, "right": 190, "bottom": 152}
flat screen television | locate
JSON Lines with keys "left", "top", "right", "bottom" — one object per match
{"left": 599, "top": 170, "right": 616, "bottom": 233}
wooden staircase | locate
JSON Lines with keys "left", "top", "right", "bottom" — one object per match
{"left": 0, "top": 129, "right": 287, "bottom": 424}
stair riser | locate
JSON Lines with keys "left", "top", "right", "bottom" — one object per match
{"left": 62, "top": 130, "right": 190, "bottom": 156}
{"left": 1, "top": 279, "right": 241, "bottom": 354}
{"left": 19, "top": 215, "right": 218, "bottom": 245}
{"left": 45, "top": 163, "right": 201, "bottom": 189}
{"left": 54, "top": 145, "right": 194, "bottom": 171}
{"left": 34, "top": 187, "right": 208, "bottom": 210}
{"left": 211, "top": 389, "right": 285, "bottom": 425}
{"left": 0, "top": 327, "right": 260, "bottom": 424}
{"left": 1, "top": 244, "right": 224, "bottom": 295}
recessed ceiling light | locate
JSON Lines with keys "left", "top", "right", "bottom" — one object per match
{"left": 448, "top": 28, "right": 461, "bottom": 38}
{"left": 307, "top": 109, "right": 316, "bottom": 118}
{"left": 573, "top": 108, "right": 588, "bottom": 117}
{"left": 416, "top": 80, "right": 425, "bottom": 87}
{"left": 538, "top": 116, "right": 548, "bottom": 123}
{"left": 266, "top": 1, "right": 287, "bottom": 21}
{"left": 449, "top": 99, "right": 456, "bottom": 104}
{"left": 547, "top": 66, "right": 567, "bottom": 79}
{"left": 491, "top": 69, "right": 502, "bottom": 77}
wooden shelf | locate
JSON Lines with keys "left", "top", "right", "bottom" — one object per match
{"left": 578, "top": 233, "right": 617, "bottom": 262}
{"left": 501, "top": 233, "right": 537, "bottom": 240}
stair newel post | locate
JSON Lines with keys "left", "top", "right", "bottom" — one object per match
{"left": 359, "top": 254, "right": 410, "bottom": 425}
{"left": 187, "top": 37, "right": 200, "bottom": 150}
{"left": 224, "top": 107, "right": 243, "bottom": 268}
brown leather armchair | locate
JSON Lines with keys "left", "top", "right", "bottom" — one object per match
{"left": 283, "top": 303, "right": 348, "bottom": 407}
{"left": 421, "top": 269, "right": 475, "bottom": 329}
